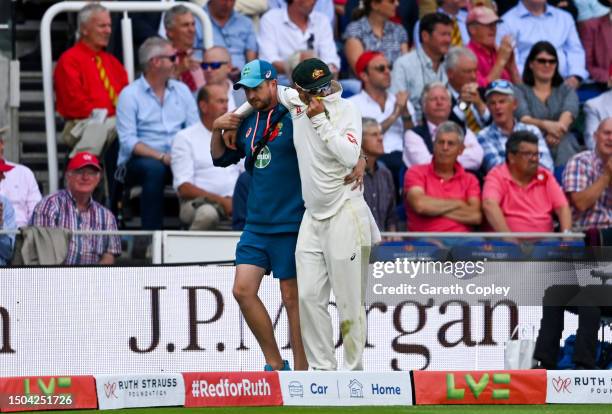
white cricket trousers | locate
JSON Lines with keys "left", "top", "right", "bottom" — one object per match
{"left": 295, "top": 197, "right": 372, "bottom": 370}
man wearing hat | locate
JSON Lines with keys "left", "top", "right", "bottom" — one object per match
{"left": 0, "top": 158, "right": 17, "bottom": 266}
{"left": 466, "top": 6, "right": 521, "bottom": 87}
{"left": 0, "top": 125, "right": 41, "bottom": 228}
{"left": 276, "top": 58, "right": 379, "bottom": 371}
{"left": 477, "top": 79, "right": 553, "bottom": 173}
{"left": 211, "top": 59, "right": 308, "bottom": 372}
{"left": 348, "top": 51, "right": 414, "bottom": 200}
{"left": 30, "top": 152, "right": 121, "bottom": 265}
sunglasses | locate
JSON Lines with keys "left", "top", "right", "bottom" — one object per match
{"left": 370, "top": 64, "right": 392, "bottom": 73}
{"left": 157, "top": 54, "right": 177, "bottom": 63}
{"left": 295, "top": 81, "right": 332, "bottom": 95}
{"left": 534, "top": 58, "right": 557, "bottom": 65}
{"left": 201, "top": 61, "right": 228, "bottom": 70}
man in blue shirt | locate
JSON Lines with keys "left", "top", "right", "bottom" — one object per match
{"left": 196, "top": 0, "right": 258, "bottom": 72}
{"left": 498, "top": 0, "right": 588, "bottom": 87}
{"left": 211, "top": 60, "right": 307, "bottom": 371}
{"left": 116, "top": 37, "right": 199, "bottom": 230}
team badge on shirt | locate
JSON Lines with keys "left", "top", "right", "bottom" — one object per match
{"left": 269, "top": 122, "right": 283, "bottom": 142}
{"left": 255, "top": 145, "right": 272, "bottom": 169}
{"left": 346, "top": 132, "right": 357, "bottom": 144}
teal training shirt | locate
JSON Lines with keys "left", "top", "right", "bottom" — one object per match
{"left": 213, "top": 103, "right": 304, "bottom": 233}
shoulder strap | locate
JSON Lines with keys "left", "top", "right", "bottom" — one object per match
{"left": 245, "top": 106, "right": 289, "bottom": 172}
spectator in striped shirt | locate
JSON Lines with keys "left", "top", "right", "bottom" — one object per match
{"left": 562, "top": 117, "right": 612, "bottom": 231}
{"left": 30, "top": 152, "right": 121, "bottom": 265}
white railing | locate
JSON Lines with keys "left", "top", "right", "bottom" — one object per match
{"left": 41, "top": 1, "right": 214, "bottom": 193}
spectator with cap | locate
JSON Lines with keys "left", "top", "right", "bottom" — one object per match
{"left": 391, "top": 12, "right": 453, "bottom": 124}
{"left": 171, "top": 84, "right": 240, "bottom": 230}
{"left": 477, "top": 79, "right": 554, "bottom": 173}
{"left": 116, "top": 37, "right": 199, "bottom": 230}
{"left": 0, "top": 125, "right": 41, "bottom": 228}
{"left": 30, "top": 152, "right": 121, "bottom": 265}
{"left": 343, "top": 0, "right": 409, "bottom": 73}
{"left": 445, "top": 46, "right": 491, "bottom": 134}
{"left": 497, "top": 0, "right": 588, "bottom": 88}
{"left": 361, "top": 118, "right": 398, "bottom": 232}
{"left": 258, "top": 0, "right": 341, "bottom": 78}
{"left": 482, "top": 131, "right": 571, "bottom": 233}
{"left": 0, "top": 158, "right": 16, "bottom": 266}
{"left": 163, "top": 4, "right": 204, "bottom": 94}
{"left": 413, "top": 0, "right": 470, "bottom": 49}
{"left": 583, "top": 88, "right": 612, "bottom": 150}
{"left": 348, "top": 51, "right": 414, "bottom": 197}
{"left": 54, "top": 3, "right": 128, "bottom": 159}
{"left": 563, "top": 117, "right": 612, "bottom": 231}
{"left": 466, "top": 6, "right": 521, "bottom": 87}
{"left": 403, "top": 81, "right": 483, "bottom": 171}
{"left": 405, "top": 121, "right": 481, "bottom": 232}
{"left": 202, "top": 46, "right": 242, "bottom": 109}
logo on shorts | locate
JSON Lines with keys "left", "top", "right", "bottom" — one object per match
{"left": 255, "top": 146, "right": 272, "bottom": 169}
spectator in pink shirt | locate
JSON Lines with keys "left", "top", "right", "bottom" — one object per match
{"left": 482, "top": 130, "right": 571, "bottom": 233}
{"left": 466, "top": 6, "right": 521, "bottom": 87}
{"left": 405, "top": 121, "right": 482, "bottom": 232}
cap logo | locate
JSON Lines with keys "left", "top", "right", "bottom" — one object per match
{"left": 312, "top": 69, "right": 325, "bottom": 80}
{"left": 242, "top": 66, "right": 251, "bottom": 76}
{"left": 265, "top": 70, "right": 271, "bottom": 79}
{"left": 83, "top": 154, "right": 92, "bottom": 161}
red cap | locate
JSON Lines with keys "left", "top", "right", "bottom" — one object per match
{"left": 0, "top": 159, "right": 14, "bottom": 173}
{"left": 67, "top": 152, "right": 101, "bottom": 171}
{"left": 355, "top": 51, "right": 384, "bottom": 75}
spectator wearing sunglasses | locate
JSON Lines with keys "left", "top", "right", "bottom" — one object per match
{"left": 163, "top": 5, "right": 205, "bottom": 94}
{"left": 497, "top": 0, "right": 588, "bottom": 88}
{"left": 477, "top": 79, "right": 553, "bottom": 173}
{"left": 116, "top": 37, "right": 199, "bottom": 230}
{"left": 515, "top": 41, "right": 581, "bottom": 168}
{"left": 202, "top": 46, "right": 242, "bottom": 109}
{"left": 349, "top": 51, "right": 414, "bottom": 200}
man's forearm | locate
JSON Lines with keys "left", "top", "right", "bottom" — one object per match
{"left": 178, "top": 182, "right": 224, "bottom": 205}
{"left": 409, "top": 194, "right": 464, "bottom": 216}
{"left": 483, "top": 199, "right": 511, "bottom": 232}
{"left": 570, "top": 173, "right": 611, "bottom": 212}
{"left": 133, "top": 142, "right": 163, "bottom": 159}
{"left": 444, "top": 204, "right": 482, "bottom": 225}
{"left": 210, "top": 128, "right": 226, "bottom": 160}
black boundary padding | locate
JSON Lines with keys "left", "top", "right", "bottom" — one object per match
{"left": 409, "top": 370, "right": 416, "bottom": 405}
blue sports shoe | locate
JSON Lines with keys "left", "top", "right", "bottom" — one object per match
{"left": 264, "top": 360, "right": 291, "bottom": 371}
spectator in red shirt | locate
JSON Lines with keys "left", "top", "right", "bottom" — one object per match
{"left": 404, "top": 121, "right": 482, "bottom": 232}
{"left": 482, "top": 130, "right": 571, "bottom": 233}
{"left": 466, "top": 6, "right": 521, "bottom": 87}
{"left": 54, "top": 3, "right": 128, "bottom": 159}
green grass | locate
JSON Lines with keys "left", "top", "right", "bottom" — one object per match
{"left": 36, "top": 405, "right": 612, "bottom": 414}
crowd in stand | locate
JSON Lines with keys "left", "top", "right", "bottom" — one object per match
{"left": 1, "top": 0, "right": 612, "bottom": 265}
